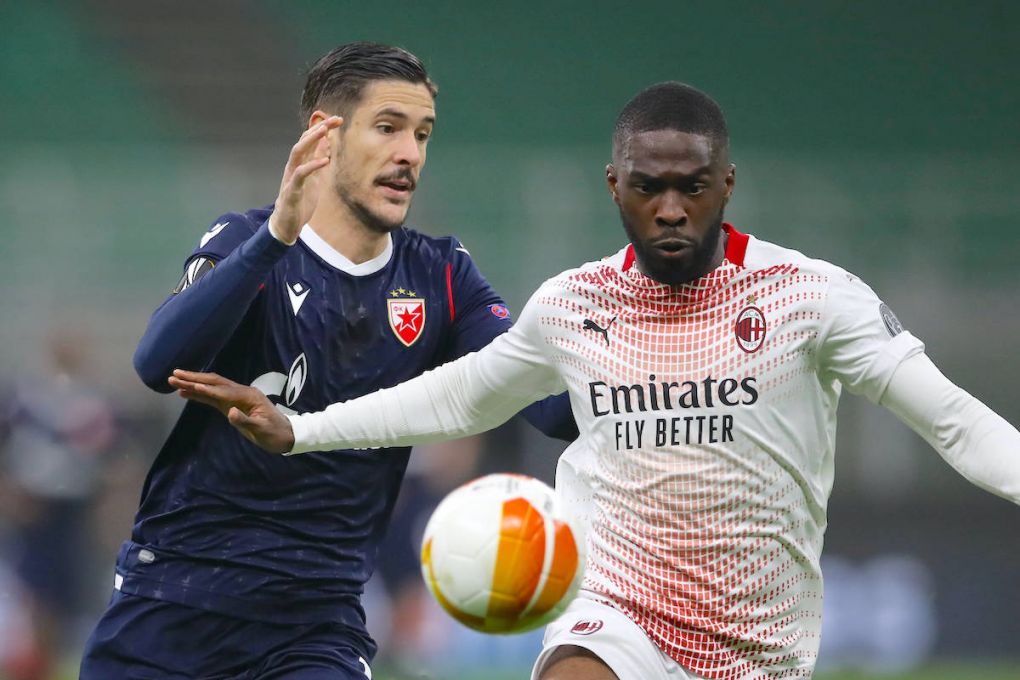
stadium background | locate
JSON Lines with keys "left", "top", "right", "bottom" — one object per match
{"left": 0, "top": 1, "right": 1018, "bottom": 678}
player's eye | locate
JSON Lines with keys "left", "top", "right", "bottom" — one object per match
{"left": 416, "top": 130, "right": 431, "bottom": 142}
{"left": 377, "top": 123, "right": 395, "bottom": 134}
{"left": 687, "top": 183, "right": 707, "bottom": 196}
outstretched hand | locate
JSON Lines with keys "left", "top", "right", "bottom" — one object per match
{"left": 168, "top": 370, "right": 296, "bottom": 454}
{"left": 269, "top": 115, "right": 344, "bottom": 244}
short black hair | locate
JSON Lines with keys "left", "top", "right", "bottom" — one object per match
{"left": 300, "top": 42, "right": 438, "bottom": 125}
{"left": 613, "top": 82, "right": 728, "bottom": 160}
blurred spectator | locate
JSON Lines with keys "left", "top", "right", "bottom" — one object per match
{"left": 0, "top": 322, "right": 121, "bottom": 674}
{"left": 0, "top": 560, "right": 48, "bottom": 680}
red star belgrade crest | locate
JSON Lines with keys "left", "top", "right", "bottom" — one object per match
{"left": 388, "top": 297, "right": 426, "bottom": 347}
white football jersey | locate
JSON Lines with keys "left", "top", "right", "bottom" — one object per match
{"left": 289, "top": 224, "right": 927, "bottom": 678}
{"left": 512, "top": 225, "right": 924, "bottom": 679}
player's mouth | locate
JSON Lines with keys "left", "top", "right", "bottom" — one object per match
{"left": 376, "top": 175, "right": 416, "bottom": 200}
{"left": 650, "top": 237, "right": 695, "bottom": 258}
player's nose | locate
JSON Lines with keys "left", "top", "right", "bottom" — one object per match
{"left": 655, "top": 190, "right": 688, "bottom": 227}
{"left": 392, "top": 131, "right": 423, "bottom": 166}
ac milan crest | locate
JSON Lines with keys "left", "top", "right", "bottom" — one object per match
{"left": 570, "top": 619, "right": 604, "bottom": 635}
{"left": 735, "top": 305, "right": 767, "bottom": 353}
{"left": 388, "top": 296, "right": 426, "bottom": 347}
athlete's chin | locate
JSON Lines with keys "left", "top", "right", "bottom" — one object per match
{"left": 361, "top": 204, "right": 408, "bottom": 233}
{"left": 642, "top": 256, "right": 701, "bottom": 286}
{"left": 648, "top": 268, "right": 698, "bottom": 286}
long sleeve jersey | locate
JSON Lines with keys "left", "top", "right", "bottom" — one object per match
{"left": 122, "top": 206, "right": 574, "bottom": 658}
{"left": 287, "top": 224, "right": 1020, "bottom": 678}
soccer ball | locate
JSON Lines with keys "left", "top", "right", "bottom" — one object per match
{"left": 420, "top": 473, "right": 584, "bottom": 634}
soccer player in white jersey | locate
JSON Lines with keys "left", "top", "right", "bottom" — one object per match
{"left": 169, "top": 83, "right": 1020, "bottom": 680}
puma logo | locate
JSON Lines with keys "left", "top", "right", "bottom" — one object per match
{"left": 583, "top": 317, "right": 616, "bottom": 346}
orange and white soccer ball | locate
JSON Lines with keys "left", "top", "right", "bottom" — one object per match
{"left": 420, "top": 473, "right": 584, "bottom": 634}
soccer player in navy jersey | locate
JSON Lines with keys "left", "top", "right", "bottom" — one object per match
{"left": 79, "top": 42, "right": 575, "bottom": 679}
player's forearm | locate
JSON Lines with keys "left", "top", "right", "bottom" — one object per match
{"left": 287, "top": 334, "right": 560, "bottom": 454}
{"left": 134, "top": 223, "right": 289, "bottom": 392}
{"left": 880, "top": 353, "right": 1020, "bottom": 505}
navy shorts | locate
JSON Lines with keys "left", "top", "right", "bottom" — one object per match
{"left": 79, "top": 590, "right": 376, "bottom": 679}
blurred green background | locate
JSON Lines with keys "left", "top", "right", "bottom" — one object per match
{"left": 0, "top": 1, "right": 1018, "bottom": 678}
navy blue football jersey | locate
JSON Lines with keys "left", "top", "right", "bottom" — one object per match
{"left": 121, "top": 207, "right": 571, "bottom": 641}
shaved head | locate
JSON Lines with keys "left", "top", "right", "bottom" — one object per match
{"left": 613, "top": 82, "right": 729, "bottom": 165}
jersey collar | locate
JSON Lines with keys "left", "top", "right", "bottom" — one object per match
{"left": 299, "top": 225, "right": 394, "bottom": 276}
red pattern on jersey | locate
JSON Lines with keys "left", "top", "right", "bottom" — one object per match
{"left": 539, "top": 240, "right": 825, "bottom": 679}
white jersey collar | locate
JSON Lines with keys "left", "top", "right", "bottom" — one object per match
{"left": 299, "top": 225, "right": 393, "bottom": 276}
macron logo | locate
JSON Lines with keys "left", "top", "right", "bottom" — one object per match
{"left": 200, "top": 221, "right": 228, "bottom": 247}
{"left": 287, "top": 281, "right": 310, "bottom": 316}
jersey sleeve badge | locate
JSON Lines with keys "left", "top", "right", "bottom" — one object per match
{"left": 172, "top": 257, "right": 215, "bottom": 294}
{"left": 879, "top": 302, "right": 904, "bottom": 337}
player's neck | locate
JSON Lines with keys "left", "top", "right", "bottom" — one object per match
{"left": 307, "top": 197, "right": 391, "bottom": 265}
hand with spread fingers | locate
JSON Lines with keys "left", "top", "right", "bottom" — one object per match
{"left": 168, "top": 370, "right": 295, "bottom": 454}
{"left": 268, "top": 115, "right": 343, "bottom": 245}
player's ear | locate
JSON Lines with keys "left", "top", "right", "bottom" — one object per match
{"left": 307, "top": 110, "right": 338, "bottom": 131}
{"left": 307, "top": 111, "right": 326, "bottom": 129}
{"left": 606, "top": 164, "right": 620, "bottom": 205}
{"left": 308, "top": 110, "right": 342, "bottom": 151}
{"left": 723, "top": 164, "right": 736, "bottom": 205}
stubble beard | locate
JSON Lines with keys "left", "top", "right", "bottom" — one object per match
{"left": 621, "top": 206, "right": 725, "bottom": 286}
{"left": 332, "top": 158, "right": 407, "bottom": 235}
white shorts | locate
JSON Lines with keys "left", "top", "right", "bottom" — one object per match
{"left": 531, "top": 592, "right": 707, "bottom": 680}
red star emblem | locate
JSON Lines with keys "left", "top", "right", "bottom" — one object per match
{"left": 388, "top": 298, "right": 426, "bottom": 346}
{"left": 396, "top": 306, "right": 421, "bottom": 332}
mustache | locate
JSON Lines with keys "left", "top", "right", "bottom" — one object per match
{"left": 375, "top": 169, "right": 417, "bottom": 191}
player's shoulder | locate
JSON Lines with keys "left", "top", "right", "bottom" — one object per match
{"left": 207, "top": 206, "right": 266, "bottom": 234}
{"left": 239, "top": 205, "right": 273, "bottom": 230}
{"left": 396, "top": 225, "right": 472, "bottom": 263}
{"left": 744, "top": 231, "right": 885, "bottom": 315}
{"left": 187, "top": 206, "right": 268, "bottom": 257}
{"left": 743, "top": 232, "right": 856, "bottom": 283}
{"left": 530, "top": 247, "right": 629, "bottom": 299}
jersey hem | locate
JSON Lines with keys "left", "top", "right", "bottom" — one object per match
{"left": 115, "top": 541, "right": 368, "bottom": 627}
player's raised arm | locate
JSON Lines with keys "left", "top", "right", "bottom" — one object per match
{"left": 132, "top": 119, "right": 341, "bottom": 393}
{"left": 287, "top": 328, "right": 562, "bottom": 454}
{"left": 816, "top": 270, "right": 1020, "bottom": 505}
{"left": 880, "top": 353, "right": 1020, "bottom": 505}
